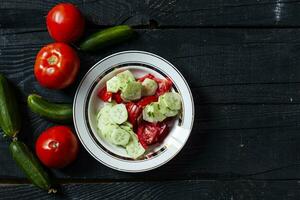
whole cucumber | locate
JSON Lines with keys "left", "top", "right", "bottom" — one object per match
{"left": 0, "top": 74, "right": 21, "bottom": 138}
{"left": 79, "top": 25, "right": 134, "bottom": 51}
{"left": 9, "top": 140, "right": 56, "bottom": 193}
{"left": 27, "top": 94, "right": 72, "bottom": 123}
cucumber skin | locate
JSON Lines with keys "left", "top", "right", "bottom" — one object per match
{"left": 0, "top": 74, "right": 21, "bottom": 137}
{"left": 9, "top": 141, "right": 54, "bottom": 191}
{"left": 79, "top": 25, "right": 134, "bottom": 51}
{"left": 27, "top": 94, "right": 72, "bottom": 123}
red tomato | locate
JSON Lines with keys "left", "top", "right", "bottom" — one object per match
{"left": 112, "top": 92, "right": 123, "bottom": 103}
{"left": 137, "top": 96, "right": 158, "bottom": 107}
{"left": 97, "top": 86, "right": 112, "bottom": 102}
{"left": 137, "top": 122, "right": 169, "bottom": 148}
{"left": 34, "top": 43, "right": 80, "bottom": 89}
{"left": 137, "top": 74, "right": 155, "bottom": 82}
{"left": 155, "top": 78, "right": 173, "bottom": 96}
{"left": 126, "top": 102, "right": 142, "bottom": 126}
{"left": 35, "top": 126, "right": 79, "bottom": 168}
{"left": 46, "top": 3, "right": 85, "bottom": 43}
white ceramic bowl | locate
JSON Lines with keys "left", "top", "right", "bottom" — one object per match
{"left": 73, "top": 51, "right": 194, "bottom": 172}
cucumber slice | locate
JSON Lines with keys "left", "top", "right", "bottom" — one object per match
{"left": 117, "top": 70, "right": 135, "bottom": 90}
{"left": 106, "top": 76, "right": 120, "bottom": 93}
{"left": 126, "top": 133, "right": 145, "bottom": 159}
{"left": 100, "top": 124, "right": 117, "bottom": 140}
{"left": 121, "top": 121, "right": 133, "bottom": 128}
{"left": 109, "top": 104, "right": 128, "bottom": 124}
{"left": 121, "top": 81, "right": 142, "bottom": 101}
{"left": 120, "top": 122, "right": 133, "bottom": 132}
{"left": 110, "top": 127, "right": 130, "bottom": 146}
{"left": 143, "top": 102, "right": 166, "bottom": 123}
{"left": 97, "top": 103, "right": 114, "bottom": 119}
{"left": 158, "top": 97, "right": 179, "bottom": 117}
{"left": 142, "top": 78, "right": 158, "bottom": 96}
{"left": 160, "top": 92, "right": 182, "bottom": 111}
{"left": 97, "top": 103, "right": 116, "bottom": 138}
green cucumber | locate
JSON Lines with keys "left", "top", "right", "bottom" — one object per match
{"left": 109, "top": 104, "right": 128, "bottom": 124}
{"left": 110, "top": 128, "right": 130, "bottom": 146}
{"left": 142, "top": 102, "right": 166, "bottom": 123}
{"left": 0, "top": 74, "right": 21, "bottom": 138}
{"left": 79, "top": 25, "right": 134, "bottom": 51}
{"left": 126, "top": 132, "right": 145, "bottom": 159}
{"left": 160, "top": 92, "right": 182, "bottom": 111}
{"left": 106, "top": 76, "right": 120, "bottom": 93}
{"left": 142, "top": 78, "right": 158, "bottom": 96}
{"left": 27, "top": 94, "right": 72, "bottom": 123}
{"left": 117, "top": 70, "right": 135, "bottom": 91}
{"left": 158, "top": 96, "right": 179, "bottom": 117}
{"left": 121, "top": 81, "right": 142, "bottom": 101}
{"left": 9, "top": 140, "right": 56, "bottom": 193}
{"left": 99, "top": 124, "right": 118, "bottom": 140}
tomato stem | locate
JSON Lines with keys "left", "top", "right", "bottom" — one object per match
{"left": 47, "top": 55, "right": 58, "bottom": 65}
{"left": 49, "top": 141, "right": 59, "bottom": 149}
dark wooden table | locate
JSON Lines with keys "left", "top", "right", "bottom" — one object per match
{"left": 1, "top": 0, "right": 300, "bottom": 199}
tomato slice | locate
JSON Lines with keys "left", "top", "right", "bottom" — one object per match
{"left": 137, "top": 74, "right": 155, "bottom": 82}
{"left": 155, "top": 78, "right": 173, "bottom": 96}
{"left": 137, "top": 122, "right": 169, "bottom": 148}
{"left": 137, "top": 123, "right": 148, "bottom": 148}
{"left": 97, "top": 86, "right": 112, "bottom": 102}
{"left": 112, "top": 91, "right": 123, "bottom": 104}
{"left": 137, "top": 95, "right": 158, "bottom": 107}
{"left": 126, "top": 102, "right": 142, "bottom": 126}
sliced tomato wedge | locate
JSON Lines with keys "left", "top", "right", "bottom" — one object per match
{"left": 97, "top": 86, "right": 112, "bottom": 102}
{"left": 112, "top": 91, "right": 123, "bottom": 104}
{"left": 155, "top": 78, "right": 173, "bottom": 96}
{"left": 137, "top": 74, "right": 155, "bottom": 82}
{"left": 137, "top": 95, "right": 158, "bottom": 107}
{"left": 137, "top": 123, "right": 148, "bottom": 148}
{"left": 137, "top": 122, "right": 169, "bottom": 148}
{"left": 126, "top": 102, "right": 142, "bottom": 126}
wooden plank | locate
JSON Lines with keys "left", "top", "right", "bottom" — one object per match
{"left": 1, "top": 28, "right": 300, "bottom": 180}
{"left": 1, "top": 28, "right": 300, "bottom": 102}
{"left": 1, "top": 105, "right": 300, "bottom": 180}
{"left": 0, "top": 180, "right": 300, "bottom": 199}
{"left": 2, "top": 0, "right": 300, "bottom": 27}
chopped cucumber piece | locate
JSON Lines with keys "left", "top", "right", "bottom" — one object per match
{"left": 120, "top": 125, "right": 132, "bottom": 133}
{"left": 97, "top": 103, "right": 116, "bottom": 138}
{"left": 117, "top": 70, "right": 135, "bottom": 90}
{"left": 160, "top": 92, "right": 182, "bottom": 111}
{"left": 97, "top": 103, "right": 114, "bottom": 119}
{"left": 142, "top": 78, "right": 158, "bottom": 96}
{"left": 106, "top": 76, "right": 120, "bottom": 93}
{"left": 158, "top": 98, "right": 179, "bottom": 117}
{"left": 120, "top": 121, "right": 133, "bottom": 131}
{"left": 99, "top": 124, "right": 117, "bottom": 140}
{"left": 110, "top": 127, "right": 130, "bottom": 146}
{"left": 97, "top": 103, "right": 115, "bottom": 126}
{"left": 122, "top": 121, "right": 133, "bottom": 128}
{"left": 143, "top": 102, "right": 166, "bottom": 123}
{"left": 121, "top": 81, "right": 142, "bottom": 101}
{"left": 126, "top": 132, "right": 145, "bottom": 159}
{"left": 109, "top": 104, "right": 128, "bottom": 124}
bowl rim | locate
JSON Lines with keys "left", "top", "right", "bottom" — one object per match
{"left": 73, "top": 50, "right": 195, "bottom": 172}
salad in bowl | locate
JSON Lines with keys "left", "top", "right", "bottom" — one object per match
{"left": 96, "top": 70, "right": 182, "bottom": 159}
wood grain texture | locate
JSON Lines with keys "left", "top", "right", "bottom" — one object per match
{"left": 1, "top": 28, "right": 300, "bottom": 102}
{"left": 2, "top": 0, "right": 300, "bottom": 28}
{"left": 0, "top": 180, "right": 300, "bottom": 200}
{"left": 1, "top": 28, "right": 300, "bottom": 180}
